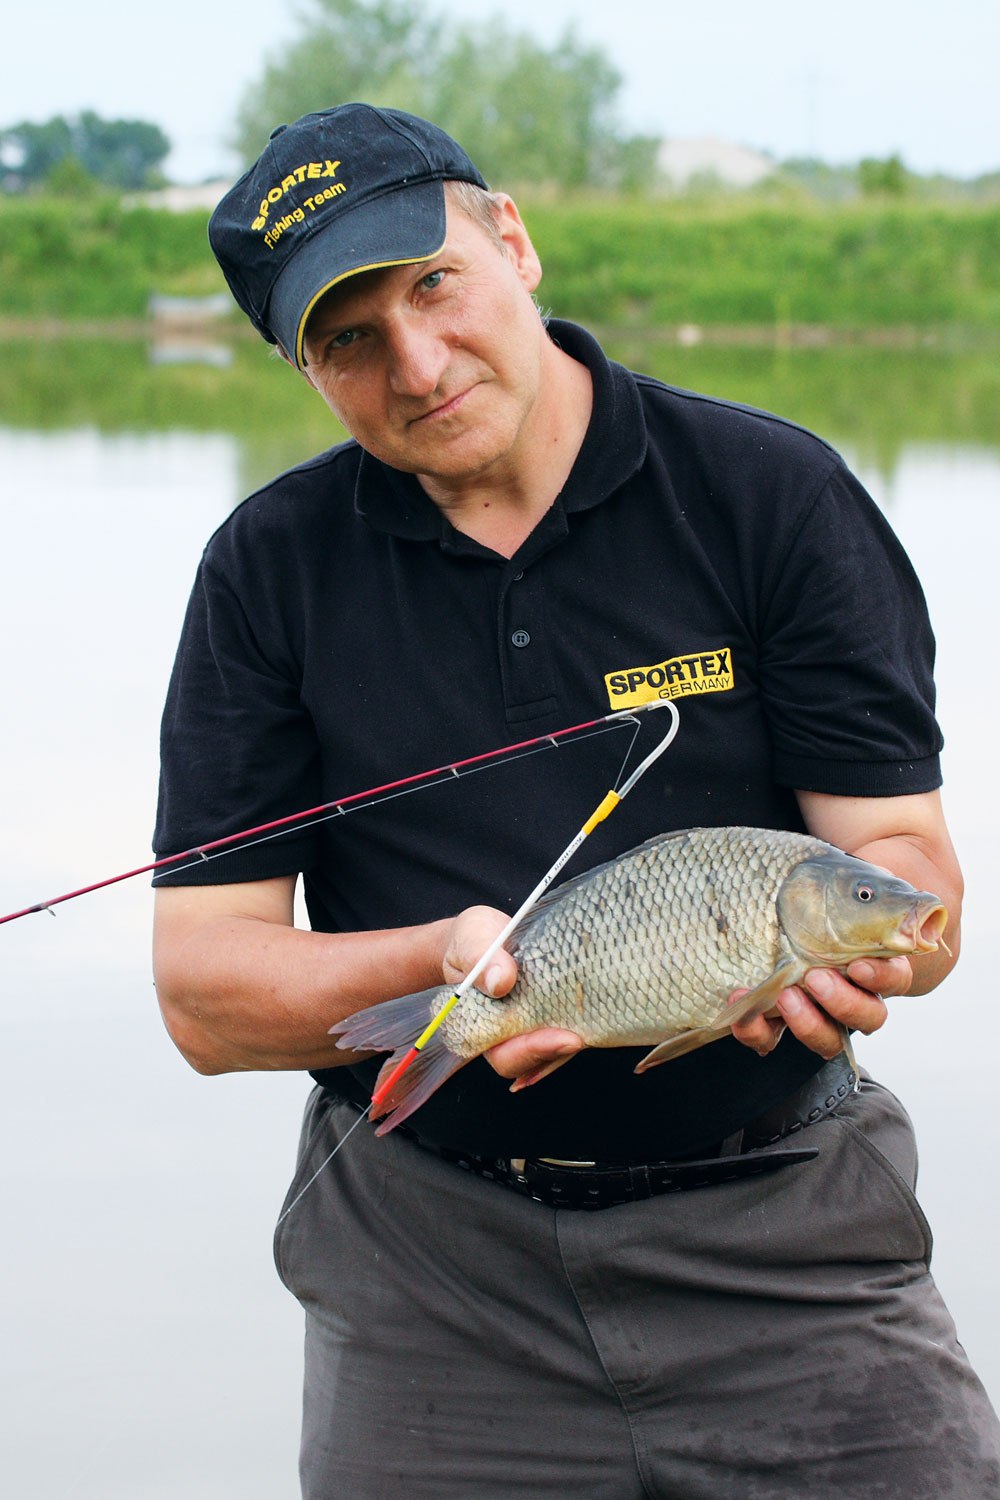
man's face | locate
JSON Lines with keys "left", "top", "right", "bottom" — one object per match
{"left": 299, "top": 195, "right": 547, "bottom": 488}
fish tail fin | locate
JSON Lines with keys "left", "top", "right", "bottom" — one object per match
{"left": 329, "top": 987, "right": 468, "bottom": 1135}
{"left": 371, "top": 1038, "right": 468, "bottom": 1136}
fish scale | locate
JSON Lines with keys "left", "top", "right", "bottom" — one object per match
{"left": 428, "top": 826, "right": 828, "bottom": 1058}
{"left": 331, "top": 824, "right": 948, "bottom": 1135}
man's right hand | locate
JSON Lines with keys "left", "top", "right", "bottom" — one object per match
{"left": 440, "top": 904, "right": 584, "bottom": 1092}
{"left": 441, "top": 903, "right": 519, "bottom": 996}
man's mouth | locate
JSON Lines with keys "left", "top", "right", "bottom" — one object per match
{"left": 410, "top": 385, "right": 476, "bottom": 425}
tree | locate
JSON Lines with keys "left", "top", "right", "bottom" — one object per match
{"left": 232, "top": 0, "right": 441, "bottom": 161}
{"left": 0, "top": 112, "right": 170, "bottom": 192}
{"left": 232, "top": 0, "right": 656, "bottom": 192}
{"left": 424, "top": 22, "right": 655, "bottom": 191}
{"left": 42, "top": 156, "right": 103, "bottom": 198}
{"left": 74, "top": 111, "right": 171, "bottom": 190}
{"left": 0, "top": 117, "right": 74, "bottom": 187}
{"left": 858, "top": 154, "right": 908, "bottom": 198}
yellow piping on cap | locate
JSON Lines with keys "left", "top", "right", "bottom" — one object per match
{"left": 294, "top": 238, "right": 446, "bottom": 368}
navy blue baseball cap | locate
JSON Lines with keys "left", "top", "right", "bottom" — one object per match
{"left": 208, "top": 103, "right": 488, "bottom": 369}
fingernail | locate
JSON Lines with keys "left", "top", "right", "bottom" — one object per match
{"left": 805, "top": 970, "right": 833, "bottom": 1000}
{"left": 483, "top": 964, "right": 504, "bottom": 996}
{"left": 777, "top": 989, "right": 804, "bottom": 1017}
{"left": 850, "top": 961, "right": 876, "bottom": 988}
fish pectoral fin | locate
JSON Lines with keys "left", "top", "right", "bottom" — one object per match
{"left": 635, "top": 1028, "right": 720, "bottom": 1071}
{"left": 704, "top": 958, "right": 803, "bottom": 1032}
{"left": 840, "top": 1028, "right": 861, "bottom": 1086}
{"left": 634, "top": 960, "right": 804, "bottom": 1075}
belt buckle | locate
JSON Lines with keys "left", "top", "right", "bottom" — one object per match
{"left": 509, "top": 1155, "right": 599, "bottom": 1188}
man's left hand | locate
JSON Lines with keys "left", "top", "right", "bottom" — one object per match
{"left": 729, "top": 954, "right": 912, "bottom": 1058}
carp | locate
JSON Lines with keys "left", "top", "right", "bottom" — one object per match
{"left": 331, "top": 825, "right": 947, "bottom": 1135}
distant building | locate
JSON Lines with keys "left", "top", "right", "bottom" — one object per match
{"left": 656, "top": 137, "right": 775, "bottom": 191}
{"left": 126, "top": 181, "right": 233, "bottom": 212}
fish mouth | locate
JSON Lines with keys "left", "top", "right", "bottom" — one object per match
{"left": 899, "top": 899, "right": 949, "bottom": 953}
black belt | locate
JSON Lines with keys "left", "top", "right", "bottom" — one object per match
{"left": 382, "top": 1052, "right": 858, "bottom": 1211}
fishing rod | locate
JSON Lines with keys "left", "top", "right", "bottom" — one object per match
{"left": 367, "top": 699, "right": 680, "bottom": 1114}
{"left": 0, "top": 700, "right": 675, "bottom": 927}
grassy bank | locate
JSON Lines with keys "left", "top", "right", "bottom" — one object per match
{"left": 2, "top": 192, "right": 1000, "bottom": 333}
{"left": 528, "top": 198, "right": 1000, "bottom": 332}
{"left": 0, "top": 198, "right": 224, "bottom": 320}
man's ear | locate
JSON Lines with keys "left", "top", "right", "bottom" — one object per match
{"left": 492, "top": 194, "right": 543, "bottom": 296}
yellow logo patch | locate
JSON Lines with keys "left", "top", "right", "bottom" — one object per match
{"left": 605, "top": 648, "right": 734, "bottom": 709}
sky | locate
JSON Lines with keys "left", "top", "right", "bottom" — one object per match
{"left": 5, "top": 0, "right": 999, "bottom": 184}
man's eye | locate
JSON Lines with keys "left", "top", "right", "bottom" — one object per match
{"left": 421, "top": 270, "right": 445, "bottom": 290}
{"left": 331, "top": 329, "right": 358, "bottom": 349}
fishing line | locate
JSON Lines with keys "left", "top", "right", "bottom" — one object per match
{"left": 275, "top": 1101, "right": 373, "bottom": 1225}
{"left": 611, "top": 713, "right": 643, "bottom": 792}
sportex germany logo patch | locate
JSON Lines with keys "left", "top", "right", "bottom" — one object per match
{"left": 604, "top": 648, "right": 734, "bottom": 709}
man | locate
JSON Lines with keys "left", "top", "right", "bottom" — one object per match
{"left": 152, "top": 104, "right": 999, "bottom": 1497}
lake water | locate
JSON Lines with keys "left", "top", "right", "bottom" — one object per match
{"left": 1, "top": 336, "right": 998, "bottom": 1498}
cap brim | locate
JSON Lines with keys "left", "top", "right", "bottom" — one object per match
{"left": 268, "top": 179, "right": 448, "bottom": 369}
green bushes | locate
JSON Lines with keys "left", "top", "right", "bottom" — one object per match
{"left": 0, "top": 197, "right": 224, "bottom": 319}
{"left": 2, "top": 192, "right": 999, "bottom": 333}
{"left": 524, "top": 200, "right": 1000, "bottom": 332}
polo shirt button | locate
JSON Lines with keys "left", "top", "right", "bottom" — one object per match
{"left": 512, "top": 570, "right": 524, "bottom": 581}
{"left": 511, "top": 630, "right": 531, "bottom": 648}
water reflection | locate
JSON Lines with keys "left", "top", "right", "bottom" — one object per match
{"left": 1, "top": 342, "right": 999, "bottom": 1498}
{"left": 1, "top": 334, "right": 999, "bottom": 495}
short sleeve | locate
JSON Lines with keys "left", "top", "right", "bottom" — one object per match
{"left": 153, "top": 554, "right": 321, "bottom": 883}
{"left": 757, "top": 461, "right": 942, "bottom": 796}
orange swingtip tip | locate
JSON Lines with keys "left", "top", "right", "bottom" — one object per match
{"left": 370, "top": 1045, "right": 420, "bottom": 1113}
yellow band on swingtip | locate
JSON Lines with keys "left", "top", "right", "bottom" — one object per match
{"left": 581, "top": 790, "right": 621, "bottom": 835}
{"left": 414, "top": 991, "right": 461, "bottom": 1051}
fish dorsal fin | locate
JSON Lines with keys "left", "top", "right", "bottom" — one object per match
{"left": 506, "top": 826, "right": 724, "bottom": 949}
{"left": 634, "top": 956, "right": 804, "bottom": 1072}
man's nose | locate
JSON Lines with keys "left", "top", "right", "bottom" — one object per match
{"left": 385, "top": 319, "right": 449, "bottom": 396}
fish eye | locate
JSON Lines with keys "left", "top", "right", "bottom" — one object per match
{"left": 854, "top": 884, "right": 875, "bottom": 902}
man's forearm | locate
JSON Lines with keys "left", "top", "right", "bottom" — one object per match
{"left": 153, "top": 884, "right": 452, "bottom": 1074}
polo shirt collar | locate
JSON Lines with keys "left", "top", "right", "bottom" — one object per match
{"left": 353, "top": 318, "right": 647, "bottom": 543}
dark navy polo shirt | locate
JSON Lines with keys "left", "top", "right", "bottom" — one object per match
{"left": 154, "top": 320, "right": 942, "bottom": 1159}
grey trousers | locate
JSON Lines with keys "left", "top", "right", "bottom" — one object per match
{"left": 274, "top": 1080, "right": 1000, "bottom": 1499}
